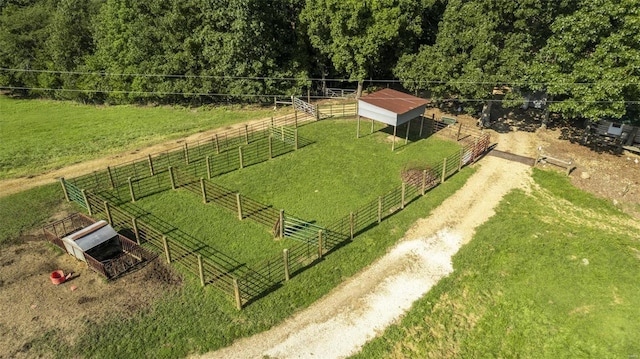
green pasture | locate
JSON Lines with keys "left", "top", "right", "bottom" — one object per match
{"left": 355, "top": 169, "right": 640, "bottom": 359}
{"left": 215, "top": 119, "right": 460, "bottom": 224}
{"left": 0, "top": 96, "right": 276, "bottom": 180}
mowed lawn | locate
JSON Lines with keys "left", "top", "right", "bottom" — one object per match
{"left": 355, "top": 169, "right": 640, "bottom": 358}
{"left": 214, "top": 119, "right": 461, "bottom": 224}
{"left": 0, "top": 96, "right": 276, "bottom": 180}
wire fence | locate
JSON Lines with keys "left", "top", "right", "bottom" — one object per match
{"left": 59, "top": 109, "right": 491, "bottom": 309}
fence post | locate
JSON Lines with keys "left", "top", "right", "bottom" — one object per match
{"left": 233, "top": 278, "right": 242, "bottom": 310}
{"left": 81, "top": 189, "right": 92, "bottom": 216}
{"left": 162, "top": 235, "right": 171, "bottom": 263}
{"left": 206, "top": 156, "right": 212, "bottom": 180}
{"left": 318, "top": 230, "right": 324, "bottom": 259}
{"left": 294, "top": 109, "right": 298, "bottom": 128}
{"left": 458, "top": 148, "right": 464, "bottom": 171}
{"left": 127, "top": 177, "right": 136, "bottom": 202}
{"left": 200, "top": 178, "right": 207, "bottom": 203}
{"left": 456, "top": 123, "right": 463, "bottom": 141}
{"left": 214, "top": 134, "right": 220, "bottom": 154}
{"left": 441, "top": 157, "right": 448, "bottom": 183}
{"left": 184, "top": 143, "right": 190, "bottom": 165}
{"left": 198, "top": 255, "right": 205, "bottom": 287}
{"left": 294, "top": 129, "right": 299, "bottom": 150}
{"left": 421, "top": 170, "right": 427, "bottom": 196}
{"left": 350, "top": 212, "right": 355, "bottom": 240}
{"left": 378, "top": 196, "right": 383, "bottom": 223}
{"left": 315, "top": 104, "right": 320, "bottom": 120}
{"left": 238, "top": 147, "right": 244, "bottom": 169}
{"left": 131, "top": 217, "right": 140, "bottom": 245}
{"left": 60, "top": 177, "right": 70, "bottom": 202}
{"left": 104, "top": 201, "right": 113, "bottom": 225}
{"left": 283, "top": 248, "right": 290, "bottom": 281}
{"left": 169, "top": 166, "right": 176, "bottom": 189}
{"left": 401, "top": 183, "right": 406, "bottom": 209}
{"left": 245, "top": 124, "right": 249, "bottom": 144}
{"left": 279, "top": 210, "right": 285, "bottom": 238}
{"left": 268, "top": 135, "right": 273, "bottom": 159}
{"left": 148, "top": 154, "right": 155, "bottom": 176}
{"left": 236, "top": 193, "right": 243, "bottom": 220}
{"left": 107, "top": 166, "right": 115, "bottom": 188}
{"left": 431, "top": 114, "right": 436, "bottom": 134}
{"left": 419, "top": 116, "right": 425, "bottom": 138}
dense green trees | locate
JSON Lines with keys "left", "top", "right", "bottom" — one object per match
{"left": 0, "top": 0, "right": 638, "bottom": 122}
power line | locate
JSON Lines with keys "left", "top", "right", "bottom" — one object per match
{"left": 2, "top": 85, "right": 639, "bottom": 104}
{"left": 3, "top": 67, "right": 640, "bottom": 87}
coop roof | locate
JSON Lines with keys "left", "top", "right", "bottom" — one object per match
{"left": 62, "top": 220, "right": 118, "bottom": 252}
{"left": 358, "top": 89, "right": 429, "bottom": 126}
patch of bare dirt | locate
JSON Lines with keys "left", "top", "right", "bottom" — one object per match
{"left": 0, "top": 234, "right": 181, "bottom": 359}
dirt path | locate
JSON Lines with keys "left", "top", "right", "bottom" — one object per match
{"left": 194, "top": 130, "right": 536, "bottom": 359}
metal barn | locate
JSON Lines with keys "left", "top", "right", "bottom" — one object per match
{"left": 357, "top": 89, "right": 430, "bottom": 150}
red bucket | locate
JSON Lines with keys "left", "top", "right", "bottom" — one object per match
{"left": 50, "top": 270, "right": 66, "bottom": 285}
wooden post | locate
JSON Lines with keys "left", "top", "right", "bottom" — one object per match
{"left": 268, "top": 135, "right": 273, "bottom": 159}
{"left": 238, "top": 147, "right": 244, "bottom": 169}
{"left": 441, "top": 157, "right": 448, "bottom": 183}
{"left": 294, "top": 110, "right": 298, "bottom": 128}
{"left": 318, "top": 230, "right": 324, "bottom": 259}
{"left": 419, "top": 116, "right": 425, "bottom": 138}
{"left": 356, "top": 115, "right": 361, "bottom": 138}
{"left": 206, "top": 156, "right": 212, "bottom": 179}
{"left": 244, "top": 124, "right": 249, "bottom": 144}
{"left": 233, "top": 278, "right": 242, "bottom": 310}
{"left": 236, "top": 193, "right": 243, "bottom": 220}
{"left": 104, "top": 201, "right": 113, "bottom": 225}
{"left": 377, "top": 196, "right": 383, "bottom": 223}
{"left": 283, "top": 249, "right": 290, "bottom": 281}
{"left": 162, "top": 235, "right": 171, "bottom": 263}
{"left": 392, "top": 125, "right": 397, "bottom": 151}
{"left": 82, "top": 189, "right": 92, "bottom": 216}
{"left": 127, "top": 176, "right": 136, "bottom": 202}
{"left": 60, "top": 178, "right": 70, "bottom": 202}
{"left": 405, "top": 120, "right": 411, "bottom": 145}
{"left": 214, "top": 134, "right": 220, "bottom": 154}
{"left": 315, "top": 104, "right": 320, "bottom": 120}
{"left": 198, "top": 255, "right": 205, "bottom": 287}
{"left": 148, "top": 154, "right": 155, "bottom": 176}
{"left": 294, "top": 129, "right": 299, "bottom": 150}
{"left": 432, "top": 114, "right": 436, "bottom": 134}
{"left": 371, "top": 118, "right": 374, "bottom": 134}
{"left": 200, "top": 178, "right": 207, "bottom": 203}
{"left": 421, "top": 170, "right": 427, "bottom": 196}
{"left": 472, "top": 138, "right": 479, "bottom": 162}
{"left": 131, "top": 217, "right": 140, "bottom": 245}
{"left": 401, "top": 182, "right": 406, "bottom": 209}
{"left": 184, "top": 143, "right": 189, "bottom": 165}
{"left": 279, "top": 210, "right": 285, "bottom": 238}
{"left": 281, "top": 126, "right": 285, "bottom": 141}
{"left": 169, "top": 166, "right": 176, "bottom": 189}
{"left": 349, "top": 212, "right": 355, "bottom": 240}
{"left": 456, "top": 123, "right": 463, "bottom": 141}
{"left": 107, "top": 166, "right": 115, "bottom": 188}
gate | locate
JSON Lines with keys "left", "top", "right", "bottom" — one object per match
{"left": 63, "top": 179, "right": 87, "bottom": 209}
{"left": 283, "top": 215, "right": 325, "bottom": 245}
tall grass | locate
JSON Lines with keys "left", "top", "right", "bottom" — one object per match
{"left": 354, "top": 169, "right": 640, "bottom": 358}
{"left": 0, "top": 96, "right": 276, "bottom": 180}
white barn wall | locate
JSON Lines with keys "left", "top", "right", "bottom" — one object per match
{"left": 358, "top": 100, "right": 398, "bottom": 126}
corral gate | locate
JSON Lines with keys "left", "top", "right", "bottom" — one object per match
{"left": 62, "top": 179, "right": 87, "bottom": 209}
{"left": 283, "top": 215, "right": 325, "bottom": 246}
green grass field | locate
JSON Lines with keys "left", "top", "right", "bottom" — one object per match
{"left": 0, "top": 96, "right": 276, "bottom": 180}
{"left": 354, "top": 169, "right": 640, "bottom": 358}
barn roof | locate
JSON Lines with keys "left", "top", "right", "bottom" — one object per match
{"left": 359, "top": 88, "right": 429, "bottom": 115}
{"left": 63, "top": 220, "right": 118, "bottom": 252}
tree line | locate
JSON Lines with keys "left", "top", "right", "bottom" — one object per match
{"left": 1, "top": 0, "right": 638, "bottom": 122}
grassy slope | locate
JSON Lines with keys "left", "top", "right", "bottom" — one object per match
{"left": 0, "top": 96, "right": 274, "bottom": 180}
{"left": 354, "top": 169, "right": 640, "bottom": 358}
